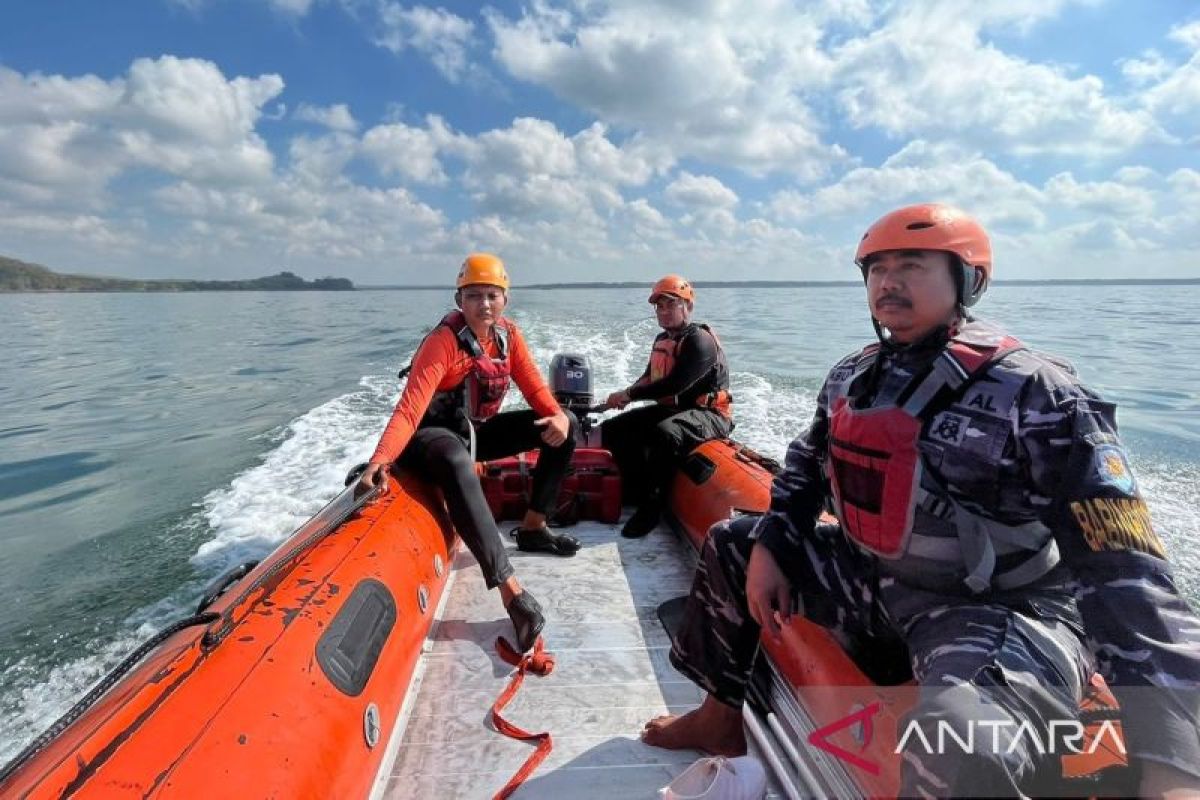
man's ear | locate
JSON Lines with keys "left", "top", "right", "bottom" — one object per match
{"left": 454, "top": 289, "right": 462, "bottom": 309}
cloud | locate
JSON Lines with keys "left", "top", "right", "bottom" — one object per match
{"left": 487, "top": 0, "right": 847, "bottom": 177}
{"left": 832, "top": 0, "right": 1162, "bottom": 156}
{"left": 1138, "top": 23, "right": 1200, "bottom": 134}
{"left": 360, "top": 120, "right": 446, "bottom": 183}
{"left": 287, "top": 132, "right": 359, "bottom": 184}
{"left": 1043, "top": 172, "right": 1156, "bottom": 218}
{"left": 1119, "top": 50, "right": 1172, "bottom": 85}
{"left": 0, "top": 58, "right": 283, "bottom": 211}
{"left": 294, "top": 102, "right": 358, "bottom": 132}
{"left": 1170, "top": 20, "right": 1200, "bottom": 49}
{"left": 374, "top": 4, "right": 475, "bottom": 82}
{"left": 268, "top": 0, "right": 316, "bottom": 14}
{"left": 665, "top": 172, "right": 738, "bottom": 209}
{"left": 767, "top": 141, "right": 1046, "bottom": 230}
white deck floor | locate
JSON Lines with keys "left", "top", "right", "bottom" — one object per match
{"left": 375, "top": 520, "right": 782, "bottom": 799}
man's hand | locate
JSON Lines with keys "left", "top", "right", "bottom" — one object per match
{"left": 746, "top": 543, "right": 794, "bottom": 639}
{"left": 535, "top": 411, "right": 571, "bottom": 446}
{"left": 605, "top": 390, "right": 631, "bottom": 410}
{"left": 357, "top": 462, "right": 391, "bottom": 495}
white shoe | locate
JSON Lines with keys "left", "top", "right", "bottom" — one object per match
{"left": 658, "top": 755, "right": 767, "bottom": 800}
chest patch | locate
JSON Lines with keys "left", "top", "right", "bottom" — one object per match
{"left": 959, "top": 379, "right": 1018, "bottom": 419}
{"left": 928, "top": 411, "right": 970, "bottom": 446}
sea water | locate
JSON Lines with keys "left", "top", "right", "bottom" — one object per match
{"left": 1, "top": 285, "right": 1197, "bottom": 758}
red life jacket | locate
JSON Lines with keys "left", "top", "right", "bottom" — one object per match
{"left": 647, "top": 323, "right": 733, "bottom": 418}
{"left": 827, "top": 332, "right": 1024, "bottom": 563}
{"left": 422, "top": 310, "right": 512, "bottom": 426}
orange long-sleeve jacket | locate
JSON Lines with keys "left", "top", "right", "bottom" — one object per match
{"left": 370, "top": 318, "right": 560, "bottom": 464}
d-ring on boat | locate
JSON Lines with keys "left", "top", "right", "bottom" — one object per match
{"left": 0, "top": 356, "right": 1131, "bottom": 799}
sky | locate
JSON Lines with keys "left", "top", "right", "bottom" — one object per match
{"left": 1, "top": 0, "right": 1198, "bottom": 284}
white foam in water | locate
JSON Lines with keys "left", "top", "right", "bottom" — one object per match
{"left": 1134, "top": 457, "right": 1200, "bottom": 599}
{"left": 515, "top": 311, "right": 817, "bottom": 458}
{"left": 190, "top": 374, "right": 396, "bottom": 573}
{"left": 1, "top": 629, "right": 151, "bottom": 762}
{"left": 0, "top": 375, "right": 402, "bottom": 763}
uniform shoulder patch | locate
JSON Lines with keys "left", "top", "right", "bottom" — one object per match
{"left": 1094, "top": 444, "right": 1136, "bottom": 494}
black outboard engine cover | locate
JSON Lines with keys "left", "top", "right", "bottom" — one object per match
{"left": 550, "top": 353, "right": 604, "bottom": 447}
{"left": 549, "top": 353, "right": 594, "bottom": 413}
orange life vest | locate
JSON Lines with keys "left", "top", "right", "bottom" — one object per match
{"left": 827, "top": 334, "right": 1027, "bottom": 569}
{"left": 422, "top": 311, "right": 512, "bottom": 426}
{"left": 647, "top": 323, "right": 732, "bottom": 418}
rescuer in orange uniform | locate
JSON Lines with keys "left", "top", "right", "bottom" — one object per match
{"left": 359, "top": 254, "right": 579, "bottom": 652}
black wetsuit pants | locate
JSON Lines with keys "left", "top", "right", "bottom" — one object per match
{"left": 600, "top": 404, "right": 733, "bottom": 504}
{"left": 400, "top": 409, "right": 578, "bottom": 589}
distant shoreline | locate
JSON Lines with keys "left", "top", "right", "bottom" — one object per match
{"left": 361, "top": 278, "right": 1200, "bottom": 290}
{"left": 1, "top": 256, "right": 354, "bottom": 293}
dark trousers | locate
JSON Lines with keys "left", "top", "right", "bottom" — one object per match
{"left": 672, "top": 515, "right": 1092, "bottom": 798}
{"left": 599, "top": 405, "right": 733, "bottom": 504}
{"left": 400, "top": 409, "right": 578, "bottom": 589}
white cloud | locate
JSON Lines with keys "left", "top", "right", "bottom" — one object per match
{"left": 487, "top": 0, "right": 847, "bottom": 177}
{"left": 1169, "top": 20, "right": 1200, "bottom": 49}
{"left": 1043, "top": 172, "right": 1156, "bottom": 218}
{"left": 288, "top": 133, "right": 359, "bottom": 184}
{"left": 665, "top": 172, "right": 738, "bottom": 209}
{"left": 1139, "top": 51, "right": 1200, "bottom": 132}
{"left": 294, "top": 102, "right": 358, "bottom": 133}
{"left": 1119, "top": 50, "right": 1172, "bottom": 85}
{"left": 268, "top": 0, "right": 316, "bottom": 15}
{"left": 832, "top": 1, "right": 1162, "bottom": 156}
{"left": 0, "top": 57, "right": 283, "bottom": 210}
{"left": 360, "top": 120, "right": 446, "bottom": 183}
{"left": 767, "top": 141, "right": 1046, "bottom": 230}
{"left": 1061, "top": 219, "right": 1156, "bottom": 252}
{"left": 374, "top": 4, "right": 475, "bottom": 82}
{"left": 573, "top": 123, "right": 672, "bottom": 186}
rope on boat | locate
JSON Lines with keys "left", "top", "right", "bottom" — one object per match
{"left": 490, "top": 635, "right": 556, "bottom": 800}
{"left": 0, "top": 611, "right": 220, "bottom": 785}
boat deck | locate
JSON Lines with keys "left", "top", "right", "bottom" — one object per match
{"left": 373, "top": 520, "right": 783, "bottom": 799}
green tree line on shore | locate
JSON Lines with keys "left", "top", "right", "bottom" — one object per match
{"left": 0, "top": 255, "right": 354, "bottom": 292}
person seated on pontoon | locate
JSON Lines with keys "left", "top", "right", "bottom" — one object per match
{"left": 639, "top": 205, "right": 1200, "bottom": 797}
{"left": 358, "top": 253, "right": 580, "bottom": 653}
{"left": 599, "top": 275, "right": 734, "bottom": 538}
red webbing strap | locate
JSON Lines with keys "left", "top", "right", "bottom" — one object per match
{"left": 491, "top": 635, "right": 556, "bottom": 800}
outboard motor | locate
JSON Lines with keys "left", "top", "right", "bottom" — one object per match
{"left": 476, "top": 352, "right": 621, "bottom": 525}
{"left": 549, "top": 353, "right": 603, "bottom": 447}
{"left": 549, "top": 353, "right": 594, "bottom": 413}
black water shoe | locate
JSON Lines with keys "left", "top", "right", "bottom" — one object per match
{"left": 621, "top": 498, "right": 662, "bottom": 538}
{"left": 507, "top": 591, "right": 545, "bottom": 653}
{"left": 513, "top": 526, "right": 582, "bottom": 556}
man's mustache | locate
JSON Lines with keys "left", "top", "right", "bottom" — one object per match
{"left": 875, "top": 294, "right": 912, "bottom": 308}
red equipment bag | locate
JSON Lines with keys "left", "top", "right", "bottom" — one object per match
{"left": 480, "top": 448, "right": 622, "bottom": 524}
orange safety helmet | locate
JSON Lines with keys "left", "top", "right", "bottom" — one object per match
{"left": 456, "top": 253, "right": 510, "bottom": 291}
{"left": 648, "top": 274, "right": 695, "bottom": 304}
{"left": 855, "top": 204, "right": 992, "bottom": 307}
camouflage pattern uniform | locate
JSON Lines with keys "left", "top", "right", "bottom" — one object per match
{"left": 669, "top": 318, "right": 1200, "bottom": 796}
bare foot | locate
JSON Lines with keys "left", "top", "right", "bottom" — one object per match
{"left": 641, "top": 697, "right": 747, "bottom": 757}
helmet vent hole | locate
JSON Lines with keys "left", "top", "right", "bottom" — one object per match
{"left": 905, "top": 221, "right": 935, "bottom": 230}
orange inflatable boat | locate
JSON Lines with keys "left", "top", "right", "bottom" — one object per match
{"left": 1, "top": 434, "right": 1130, "bottom": 798}
{"left": 0, "top": 473, "right": 457, "bottom": 799}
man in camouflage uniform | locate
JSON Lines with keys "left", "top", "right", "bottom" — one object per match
{"left": 642, "top": 204, "right": 1200, "bottom": 797}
